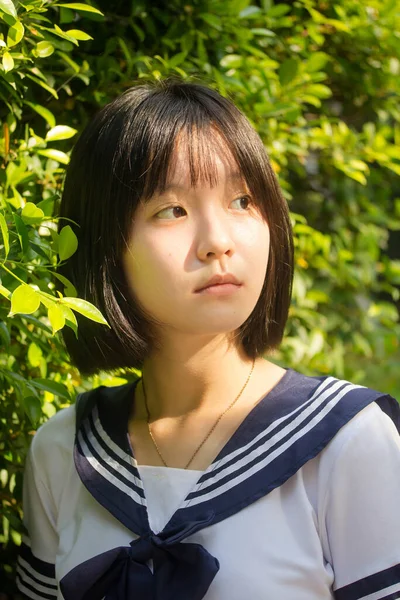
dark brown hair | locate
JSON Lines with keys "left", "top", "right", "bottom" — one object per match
{"left": 57, "top": 78, "right": 293, "bottom": 375}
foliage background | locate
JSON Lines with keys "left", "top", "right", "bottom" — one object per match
{"left": 1, "top": 0, "right": 399, "bottom": 592}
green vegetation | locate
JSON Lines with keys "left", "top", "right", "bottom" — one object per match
{"left": 1, "top": 0, "right": 399, "bottom": 591}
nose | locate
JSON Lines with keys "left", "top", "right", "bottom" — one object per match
{"left": 196, "top": 211, "right": 235, "bottom": 262}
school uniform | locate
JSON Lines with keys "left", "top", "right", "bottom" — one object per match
{"left": 16, "top": 369, "right": 400, "bottom": 600}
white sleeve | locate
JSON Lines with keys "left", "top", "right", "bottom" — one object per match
{"left": 16, "top": 439, "right": 59, "bottom": 600}
{"left": 319, "top": 402, "right": 400, "bottom": 600}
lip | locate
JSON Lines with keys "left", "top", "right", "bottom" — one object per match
{"left": 195, "top": 273, "right": 241, "bottom": 293}
{"left": 196, "top": 283, "right": 242, "bottom": 296}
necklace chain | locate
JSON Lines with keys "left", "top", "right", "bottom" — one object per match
{"left": 141, "top": 358, "right": 256, "bottom": 470}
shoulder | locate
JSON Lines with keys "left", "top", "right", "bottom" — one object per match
{"left": 319, "top": 399, "right": 400, "bottom": 468}
{"left": 308, "top": 397, "right": 400, "bottom": 520}
{"left": 285, "top": 368, "right": 399, "bottom": 429}
{"left": 269, "top": 369, "right": 400, "bottom": 485}
{"left": 29, "top": 404, "right": 76, "bottom": 483}
{"left": 31, "top": 403, "right": 76, "bottom": 453}
{"left": 323, "top": 397, "right": 400, "bottom": 471}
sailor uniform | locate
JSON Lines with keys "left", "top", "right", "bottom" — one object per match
{"left": 16, "top": 369, "right": 400, "bottom": 599}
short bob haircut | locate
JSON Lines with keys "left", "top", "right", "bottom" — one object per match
{"left": 57, "top": 78, "right": 294, "bottom": 375}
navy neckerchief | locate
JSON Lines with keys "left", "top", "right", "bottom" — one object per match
{"left": 60, "top": 370, "right": 400, "bottom": 600}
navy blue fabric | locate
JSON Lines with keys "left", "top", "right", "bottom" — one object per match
{"left": 60, "top": 512, "right": 219, "bottom": 600}
{"left": 17, "top": 541, "right": 58, "bottom": 599}
{"left": 170, "top": 379, "right": 389, "bottom": 528}
{"left": 74, "top": 380, "right": 149, "bottom": 535}
{"left": 67, "top": 371, "right": 400, "bottom": 600}
{"left": 19, "top": 541, "right": 57, "bottom": 580}
{"left": 334, "top": 563, "right": 400, "bottom": 600}
{"left": 377, "top": 395, "right": 400, "bottom": 434}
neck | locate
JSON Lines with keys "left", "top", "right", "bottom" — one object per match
{"left": 139, "top": 333, "right": 257, "bottom": 421}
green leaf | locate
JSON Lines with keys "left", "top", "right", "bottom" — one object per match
{"left": 6, "top": 162, "right": 26, "bottom": 187}
{"left": 220, "top": 54, "right": 243, "bottom": 69}
{"left": 59, "top": 303, "right": 77, "bottom": 323}
{"left": 199, "top": 13, "right": 222, "bottom": 30}
{"left": 250, "top": 28, "right": 275, "bottom": 37}
{"left": 45, "top": 125, "right": 77, "bottom": 141}
{"left": 48, "top": 303, "right": 65, "bottom": 333}
{"left": 32, "top": 23, "right": 76, "bottom": 47}
{"left": 51, "top": 271, "right": 77, "bottom": 296}
{"left": 168, "top": 52, "right": 187, "bottom": 68}
{"left": 305, "top": 84, "right": 332, "bottom": 98}
{"left": 260, "top": 101, "right": 299, "bottom": 118}
{"left": 239, "top": 5, "right": 261, "bottom": 18}
{"left": 53, "top": 23, "right": 78, "bottom": 45}
{"left": 2, "top": 51, "right": 14, "bottom": 72}
{"left": 25, "top": 72, "right": 58, "bottom": 98}
{"left": 28, "top": 342, "right": 43, "bottom": 367}
{"left": 22, "top": 396, "right": 42, "bottom": 427}
{"left": 0, "top": 213, "right": 10, "bottom": 258}
{"left": 37, "top": 148, "right": 69, "bottom": 164}
{"left": 36, "top": 290, "right": 56, "bottom": 309}
{"left": 349, "top": 159, "right": 369, "bottom": 171}
{"left": 0, "top": 0, "right": 17, "bottom": 18}
{"left": 24, "top": 101, "right": 56, "bottom": 128}
{"left": 21, "top": 202, "right": 45, "bottom": 224}
{"left": 39, "top": 356, "right": 47, "bottom": 379}
{"left": 60, "top": 296, "right": 109, "bottom": 326}
{"left": 13, "top": 213, "right": 29, "bottom": 254}
{"left": 56, "top": 3, "right": 104, "bottom": 15}
{"left": 267, "top": 3, "right": 290, "bottom": 17}
{"left": 0, "top": 321, "right": 10, "bottom": 348}
{"left": 30, "top": 242, "right": 50, "bottom": 261}
{"left": 59, "top": 6, "right": 75, "bottom": 22}
{"left": 9, "top": 284, "right": 41, "bottom": 316}
{"left": 36, "top": 195, "right": 57, "bottom": 216}
{"left": 279, "top": 58, "right": 298, "bottom": 86}
{"left": 59, "top": 303, "right": 77, "bottom": 335}
{"left": 58, "top": 225, "right": 78, "bottom": 260}
{"left": 7, "top": 20, "right": 24, "bottom": 47}
{"left": 57, "top": 50, "right": 79, "bottom": 72}
{"left": 30, "top": 378, "right": 70, "bottom": 400}
{"left": 35, "top": 40, "right": 54, "bottom": 57}
{"left": 0, "top": 10, "right": 15, "bottom": 26}
{"left": 65, "top": 28, "right": 93, "bottom": 40}
{"left": 307, "top": 52, "right": 329, "bottom": 73}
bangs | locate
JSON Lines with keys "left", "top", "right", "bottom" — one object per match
{"left": 111, "top": 84, "right": 273, "bottom": 218}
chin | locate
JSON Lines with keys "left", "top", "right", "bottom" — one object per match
{"left": 183, "top": 315, "right": 251, "bottom": 337}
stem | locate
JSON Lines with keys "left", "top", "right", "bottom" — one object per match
{"left": 0, "top": 263, "right": 26, "bottom": 285}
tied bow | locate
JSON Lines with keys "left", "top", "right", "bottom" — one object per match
{"left": 60, "top": 513, "right": 220, "bottom": 600}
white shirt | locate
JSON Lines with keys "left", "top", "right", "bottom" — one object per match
{"left": 16, "top": 370, "right": 400, "bottom": 600}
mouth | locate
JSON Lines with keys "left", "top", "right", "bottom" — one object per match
{"left": 194, "top": 282, "right": 242, "bottom": 296}
{"left": 194, "top": 273, "right": 241, "bottom": 293}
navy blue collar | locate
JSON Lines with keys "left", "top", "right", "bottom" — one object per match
{"left": 61, "top": 370, "right": 399, "bottom": 600}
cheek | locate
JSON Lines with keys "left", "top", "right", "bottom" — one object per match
{"left": 241, "top": 221, "right": 270, "bottom": 267}
{"left": 122, "top": 234, "right": 184, "bottom": 304}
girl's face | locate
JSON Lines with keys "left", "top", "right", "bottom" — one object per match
{"left": 122, "top": 139, "right": 270, "bottom": 342}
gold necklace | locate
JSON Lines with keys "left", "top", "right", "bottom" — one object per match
{"left": 141, "top": 358, "right": 256, "bottom": 470}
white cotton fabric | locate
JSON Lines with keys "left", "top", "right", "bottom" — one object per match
{"left": 137, "top": 465, "right": 201, "bottom": 534}
{"left": 20, "top": 401, "right": 400, "bottom": 600}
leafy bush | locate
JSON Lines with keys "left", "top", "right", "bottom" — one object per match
{"left": 1, "top": 0, "right": 399, "bottom": 592}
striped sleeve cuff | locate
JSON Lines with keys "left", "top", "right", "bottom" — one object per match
{"left": 334, "top": 563, "right": 400, "bottom": 600}
{"left": 16, "top": 539, "right": 58, "bottom": 600}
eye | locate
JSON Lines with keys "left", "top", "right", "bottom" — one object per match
{"left": 155, "top": 205, "right": 187, "bottom": 220}
{"left": 230, "top": 196, "right": 252, "bottom": 210}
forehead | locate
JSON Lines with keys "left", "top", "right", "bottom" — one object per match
{"left": 165, "top": 129, "right": 246, "bottom": 189}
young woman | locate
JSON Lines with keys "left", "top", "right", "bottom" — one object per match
{"left": 16, "top": 79, "right": 400, "bottom": 600}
